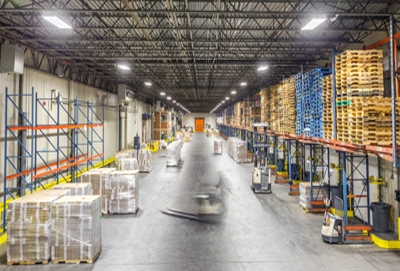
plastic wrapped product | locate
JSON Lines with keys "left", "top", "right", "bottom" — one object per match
{"left": 106, "top": 170, "right": 139, "bottom": 214}
{"left": 53, "top": 182, "right": 93, "bottom": 196}
{"left": 51, "top": 195, "right": 102, "bottom": 262}
{"left": 119, "top": 158, "right": 139, "bottom": 171}
{"left": 214, "top": 139, "right": 223, "bottom": 154}
{"left": 115, "top": 149, "right": 136, "bottom": 169}
{"left": 166, "top": 141, "right": 182, "bottom": 167}
{"left": 138, "top": 150, "right": 152, "bottom": 173}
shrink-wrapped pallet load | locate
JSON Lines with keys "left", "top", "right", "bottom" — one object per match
{"left": 138, "top": 149, "right": 152, "bottom": 172}
{"left": 166, "top": 141, "right": 182, "bottom": 166}
{"left": 80, "top": 168, "right": 115, "bottom": 213}
{"left": 53, "top": 182, "right": 93, "bottom": 196}
{"left": 214, "top": 139, "right": 223, "bottom": 154}
{"left": 118, "top": 158, "right": 139, "bottom": 171}
{"left": 6, "top": 190, "right": 70, "bottom": 265}
{"left": 107, "top": 171, "right": 139, "bottom": 214}
{"left": 227, "top": 137, "right": 247, "bottom": 163}
{"left": 51, "top": 195, "right": 102, "bottom": 263}
{"left": 299, "top": 182, "right": 328, "bottom": 210}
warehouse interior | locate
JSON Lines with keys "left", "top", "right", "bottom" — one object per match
{"left": 1, "top": 0, "right": 400, "bottom": 270}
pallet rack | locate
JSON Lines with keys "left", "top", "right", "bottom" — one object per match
{"left": 2, "top": 87, "right": 104, "bottom": 233}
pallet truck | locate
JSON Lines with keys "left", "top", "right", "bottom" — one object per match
{"left": 161, "top": 181, "right": 224, "bottom": 223}
{"left": 321, "top": 197, "right": 343, "bottom": 243}
{"left": 250, "top": 123, "right": 272, "bottom": 194}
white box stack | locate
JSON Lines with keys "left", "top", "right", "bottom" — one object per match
{"left": 119, "top": 158, "right": 139, "bottom": 171}
{"left": 214, "top": 139, "right": 223, "bottom": 154}
{"left": 115, "top": 149, "right": 136, "bottom": 169}
{"left": 299, "top": 182, "right": 328, "bottom": 210}
{"left": 138, "top": 149, "right": 152, "bottom": 173}
{"left": 107, "top": 171, "right": 139, "bottom": 214}
{"left": 166, "top": 141, "right": 182, "bottom": 166}
{"left": 51, "top": 195, "right": 102, "bottom": 263}
{"left": 227, "top": 137, "right": 247, "bottom": 163}
{"left": 6, "top": 190, "right": 70, "bottom": 265}
{"left": 53, "top": 183, "right": 93, "bottom": 196}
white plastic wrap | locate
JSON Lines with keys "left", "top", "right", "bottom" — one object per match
{"left": 227, "top": 137, "right": 247, "bottom": 163}
{"left": 166, "top": 141, "right": 182, "bottom": 166}
{"left": 6, "top": 190, "right": 70, "bottom": 263}
{"left": 80, "top": 168, "right": 115, "bottom": 213}
{"left": 299, "top": 182, "right": 328, "bottom": 209}
{"left": 115, "top": 149, "right": 136, "bottom": 169}
{"left": 119, "top": 158, "right": 139, "bottom": 171}
{"left": 184, "top": 132, "right": 191, "bottom": 142}
{"left": 138, "top": 150, "right": 152, "bottom": 173}
{"left": 214, "top": 139, "right": 223, "bottom": 154}
{"left": 107, "top": 171, "right": 139, "bottom": 214}
{"left": 51, "top": 195, "right": 102, "bottom": 261}
{"left": 53, "top": 183, "right": 93, "bottom": 196}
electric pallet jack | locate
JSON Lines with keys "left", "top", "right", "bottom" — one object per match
{"left": 161, "top": 181, "right": 224, "bottom": 223}
{"left": 321, "top": 197, "right": 343, "bottom": 243}
{"left": 250, "top": 123, "right": 272, "bottom": 194}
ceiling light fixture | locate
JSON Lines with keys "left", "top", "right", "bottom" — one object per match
{"left": 222, "top": 101, "right": 225, "bottom": 103}
{"left": 225, "top": 97, "right": 229, "bottom": 100}
{"left": 258, "top": 66, "right": 268, "bottom": 71}
{"left": 301, "top": 17, "right": 326, "bottom": 30}
{"left": 240, "top": 82, "right": 247, "bottom": 86}
{"left": 117, "top": 64, "right": 130, "bottom": 71}
{"left": 160, "top": 92, "right": 166, "bottom": 96}
{"left": 42, "top": 15, "right": 72, "bottom": 29}
{"left": 231, "top": 90, "right": 237, "bottom": 94}
{"left": 144, "top": 82, "right": 152, "bottom": 86}
{"left": 173, "top": 100, "right": 176, "bottom": 103}
{"left": 167, "top": 96, "right": 171, "bottom": 100}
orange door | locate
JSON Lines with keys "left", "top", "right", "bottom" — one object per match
{"left": 195, "top": 118, "right": 204, "bottom": 132}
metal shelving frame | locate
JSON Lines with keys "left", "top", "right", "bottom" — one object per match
{"left": 2, "top": 88, "right": 104, "bottom": 233}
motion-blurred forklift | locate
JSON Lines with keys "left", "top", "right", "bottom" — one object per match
{"left": 251, "top": 123, "right": 273, "bottom": 194}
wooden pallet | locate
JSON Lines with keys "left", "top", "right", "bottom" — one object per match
{"left": 7, "top": 259, "right": 50, "bottom": 266}
{"left": 53, "top": 249, "right": 101, "bottom": 265}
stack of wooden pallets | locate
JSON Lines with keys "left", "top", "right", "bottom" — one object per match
{"left": 260, "top": 87, "right": 270, "bottom": 126}
{"left": 322, "top": 75, "right": 334, "bottom": 139}
{"left": 270, "top": 86, "right": 278, "bottom": 131}
{"left": 347, "top": 97, "right": 400, "bottom": 145}
{"left": 282, "top": 77, "right": 296, "bottom": 134}
{"left": 277, "top": 82, "right": 285, "bottom": 133}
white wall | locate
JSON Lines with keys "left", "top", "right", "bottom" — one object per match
{"left": 183, "top": 113, "right": 216, "bottom": 130}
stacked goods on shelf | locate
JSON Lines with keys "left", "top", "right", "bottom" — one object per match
{"left": 51, "top": 195, "right": 102, "bottom": 263}
{"left": 53, "top": 183, "right": 93, "bottom": 196}
{"left": 322, "top": 75, "right": 334, "bottom": 139}
{"left": 277, "top": 82, "right": 285, "bottom": 133}
{"left": 251, "top": 94, "right": 261, "bottom": 127}
{"left": 234, "top": 102, "right": 243, "bottom": 126}
{"left": 347, "top": 97, "right": 400, "bottom": 145}
{"left": 260, "top": 87, "right": 270, "bottom": 125}
{"left": 138, "top": 149, "right": 152, "bottom": 172}
{"left": 282, "top": 77, "right": 296, "bottom": 134}
{"left": 7, "top": 190, "right": 70, "bottom": 265}
{"left": 299, "top": 182, "right": 328, "bottom": 210}
{"left": 310, "top": 68, "right": 332, "bottom": 138}
{"left": 107, "top": 171, "right": 139, "bottom": 214}
{"left": 214, "top": 139, "right": 223, "bottom": 154}
{"left": 166, "top": 141, "right": 182, "bottom": 166}
{"left": 295, "top": 73, "right": 303, "bottom": 135}
{"left": 80, "top": 168, "right": 115, "bottom": 213}
{"left": 184, "top": 131, "right": 191, "bottom": 142}
{"left": 302, "top": 71, "right": 312, "bottom": 137}
{"left": 335, "top": 49, "right": 385, "bottom": 143}
{"left": 243, "top": 101, "right": 252, "bottom": 127}
{"left": 227, "top": 137, "right": 247, "bottom": 163}
{"left": 270, "top": 86, "right": 279, "bottom": 131}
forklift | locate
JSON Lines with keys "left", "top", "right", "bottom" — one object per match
{"left": 251, "top": 123, "right": 272, "bottom": 194}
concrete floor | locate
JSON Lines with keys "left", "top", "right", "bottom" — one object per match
{"left": 1, "top": 133, "right": 400, "bottom": 270}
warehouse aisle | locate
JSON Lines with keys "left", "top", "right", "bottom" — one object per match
{"left": 1, "top": 133, "right": 400, "bottom": 271}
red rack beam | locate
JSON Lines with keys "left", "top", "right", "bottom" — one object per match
{"left": 5, "top": 154, "right": 88, "bottom": 181}
{"left": 7, "top": 123, "right": 104, "bottom": 131}
{"left": 33, "top": 153, "right": 103, "bottom": 180}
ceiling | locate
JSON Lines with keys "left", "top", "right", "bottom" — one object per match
{"left": 0, "top": 0, "right": 399, "bottom": 112}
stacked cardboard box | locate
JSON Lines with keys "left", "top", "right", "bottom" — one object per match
{"left": 166, "top": 141, "right": 182, "bottom": 166}
{"left": 299, "top": 182, "right": 328, "bottom": 210}
{"left": 118, "top": 158, "right": 139, "bottom": 171}
{"left": 80, "top": 168, "right": 115, "bottom": 213}
{"left": 138, "top": 149, "right": 152, "bottom": 172}
{"left": 214, "top": 139, "right": 223, "bottom": 154}
{"left": 115, "top": 149, "right": 136, "bottom": 169}
{"left": 227, "top": 137, "right": 247, "bottom": 163}
{"left": 107, "top": 171, "right": 139, "bottom": 214}
{"left": 184, "top": 132, "right": 191, "bottom": 142}
{"left": 206, "top": 129, "right": 212, "bottom": 137}
{"left": 53, "top": 183, "right": 93, "bottom": 196}
{"left": 7, "top": 190, "right": 70, "bottom": 264}
{"left": 51, "top": 195, "right": 102, "bottom": 262}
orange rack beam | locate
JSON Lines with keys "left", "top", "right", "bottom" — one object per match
{"left": 33, "top": 153, "right": 103, "bottom": 180}
{"left": 6, "top": 154, "right": 88, "bottom": 181}
{"left": 8, "top": 123, "right": 104, "bottom": 131}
